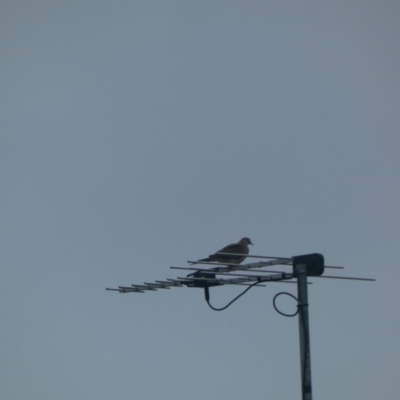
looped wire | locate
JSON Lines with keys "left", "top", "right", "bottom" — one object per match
{"left": 273, "top": 292, "right": 301, "bottom": 317}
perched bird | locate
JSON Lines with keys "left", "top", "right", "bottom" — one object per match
{"left": 192, "top": 237, "right": 253, "bottom": 265}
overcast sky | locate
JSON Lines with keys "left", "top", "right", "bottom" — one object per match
{"left": 1, "top": 1, "right": 399, "bottom": 399}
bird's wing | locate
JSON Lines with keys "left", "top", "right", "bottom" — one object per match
{"left": 191, "top": 240, "right": 249, "bottom": 264}
{"left": 216, "top": 242, "right": 247, "bottom": 255}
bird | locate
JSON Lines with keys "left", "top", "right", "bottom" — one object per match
{"left": 191, "top": 237, "right": 253, "bottom": 265}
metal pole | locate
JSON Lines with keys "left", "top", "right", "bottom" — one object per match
{"left": 296, "top": 263, "right": 312, "bottom": 400}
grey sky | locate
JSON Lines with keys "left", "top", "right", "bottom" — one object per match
{"left": 1, "top": 1, "right": 399, "bottom": 399}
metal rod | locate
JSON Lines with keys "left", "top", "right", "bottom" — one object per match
{"left": 216, "top": 252, "right": 293, "bottom": 260}
{"left": 179, "top": 271, "right": 294, "bottom": 285}
{"left": 243, "top": 266, "right": 345, "bottom": 272}
{"left": 156, "top": 280, "right": 184, "bottom": 287}
{"left": 144, "top": 283, "right": 171, "bottom": 289}
{"left": 185, "top": 259, "right": 292, "bottom": 270}
{"left": 130, "top": 285, "right": 157, "bottom": 291}
{"left": 191, "top": 271, "right": 281, "bottom": 279}
{"left": 296, "top": 264, "right": 312, "bottom": 400}
{"left": 117, "top": 287, "right": 145, "bottom": 293}
{"left": 177, "top": 276, "right": 267, "bottom": 287}
{"left": 311, "top": 275, "right": 375, "bottom": 281}
{"left": 178, "top": 276, "right": 249, "bottom": 284}
{"left": 172, "top": 266, "right": 289, "bottom": 274}
{"left": 172, "top": 266, "right": 296, "bottom": 277}
{"left": 171, "top": 266, "right": 216, "bottom": 272}
{"left": 204, "top": 271, "right": 310, "bottom": 284}
{"left": 165, "top": 279, "right": 185, "bottom": 286}
{"left": 185, "top": 270, "right": 309, "bottom": 284}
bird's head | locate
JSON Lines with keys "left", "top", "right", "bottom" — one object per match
{"left": 240, "top": 237, "right": 253, "bottom": 245}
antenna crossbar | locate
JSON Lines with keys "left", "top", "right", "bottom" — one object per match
{"left": 106, "top": 253, "right": 374, "bottom": 293}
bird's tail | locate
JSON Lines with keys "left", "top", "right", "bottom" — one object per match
{"left": 189, "top": 257, "right": 210, "bottom": 265}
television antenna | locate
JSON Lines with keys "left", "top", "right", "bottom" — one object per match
{"left": 107, "top": 252, "right": 375, "bottom": 400}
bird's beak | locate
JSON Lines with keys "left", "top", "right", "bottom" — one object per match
{"left": 250, "top": 241, "right": 253, "bottom": 245}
